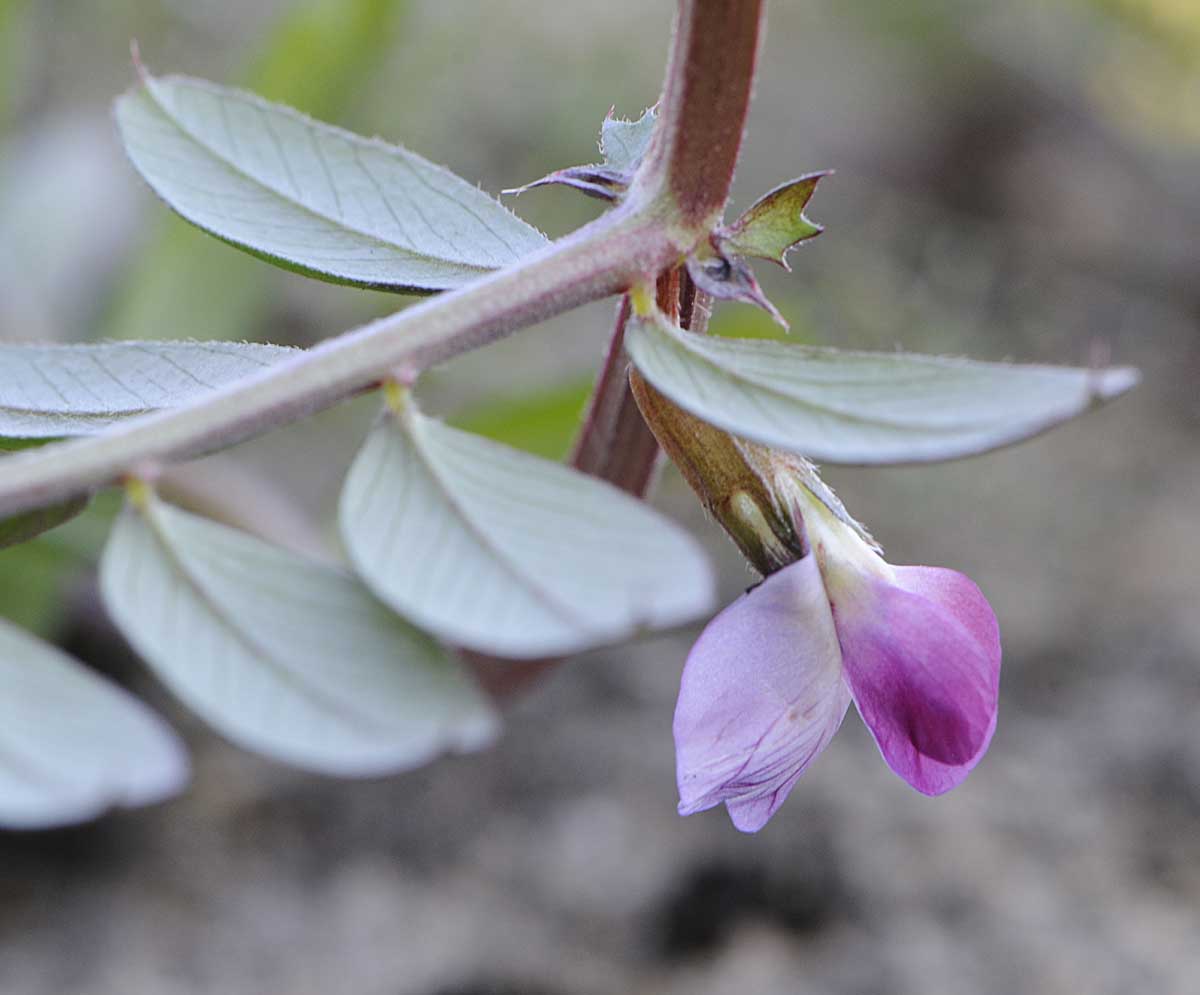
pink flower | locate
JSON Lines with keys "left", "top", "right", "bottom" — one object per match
{"left": 674, "top": 491, "right": 1001, "bottom": 833}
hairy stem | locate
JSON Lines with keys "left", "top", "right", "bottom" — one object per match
{"left": 571, "top": 296, "right": 634, "bottom": 476}
{"left": 634, "top": 0, "right": 766, "bottom": 228}
{"left": 0, "top": 207, "right": 676, "bottom": 519}
{"left": 569, "top": 296, "right": 660, "bottom": 494}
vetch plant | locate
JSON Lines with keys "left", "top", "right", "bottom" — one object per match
{"left": 0, "top": 1, "right": 1136, "bottom": 832}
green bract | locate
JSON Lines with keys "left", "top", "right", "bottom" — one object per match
{"left": 719, "top": 173, "right": 826, "bottom": 268}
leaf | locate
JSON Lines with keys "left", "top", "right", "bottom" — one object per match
{"left": 99, "top": 497, "right": 497, "bottom": 777}
{"left": 0, "top": 617, "right": 187, "bottom": 829}
{"left": 600, "top": 106, "right": 658, "bottom": 174}
{"left": 115, "top": 72, "right": 549, "bottom": 293}
{"left": 505, "top": 106, "right": 657, "bottom": 202}
{"left": 0, "top": 340, "right": 295, "bottom": 438}
{"left": 0, "top": 495, "right": 88, "bottom": 549}
{"left": 504, "top": 164, "right": 627, "bottom": 202}
{"left": 626, "top": 313, "right": 1141, "bottom": 464}
{"left": 340, "top": 399, "right": 715, "bottom": 659}
{"left": 719, "top": 173, "right": 827, "bottom": 269}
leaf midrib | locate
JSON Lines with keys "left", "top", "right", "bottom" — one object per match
{"left": 659, "top": 324, "right": 1068, "bottom": 436}
{"left": 402, "top": 414, "right": 612, "bottom": 639}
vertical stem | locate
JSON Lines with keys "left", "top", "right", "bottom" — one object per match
{"left": 633, "top": 0, "right": 766, "bottom": 228}
{"left": 567, "top": 266, "right": 687, "bottom": 495}
{"left": 570, "top": 294, "right": 634, "bottom": 476}
{"left": 460, "top": 2, "right": 769, "bottom": 702}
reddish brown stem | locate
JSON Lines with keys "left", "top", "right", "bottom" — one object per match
{"left": 470, "top": 0, "right": 765, "bottom": 702}
{"left": 567, "top": 267, "right": 687, "bottom": 488}
{"left": 568, "top": 296, "right": 658, "bottom": 494}
{"left": 639, "top": 0, "right": 766, "bottom": 227}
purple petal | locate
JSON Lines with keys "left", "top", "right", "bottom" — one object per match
{"left": 832, "top": 566, "right": 1000, "bottom": 796}
{"left": 674, "top": 557, "right": 851, "bottom": 833}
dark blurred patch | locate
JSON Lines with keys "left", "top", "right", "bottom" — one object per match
{"left": 926, "top": 884, "right": 977, "bottom": 928}
{"left": 431, "top": 980, "right": 564, "bottom": 995}
{"left": 54, "top": 584, "right": 145, "bottom": 689}
{"left": 1001, "top": 640, "right": 1091, "bottom": 716}
{"left": 0, "top": 817, "right": 124, "bottom": 875}
{"left": 223, "top": 759, "right": 493, "bottom": 880}
{"left": 1140, "top": 754, "right": 1200, "bottom": 823}
{"left": 223, "top": 783, "right": 345, "bottom": 879}
{"left": 654, "top": 850, "right": 848, "bottom": 959}
{"left": 924, "top": 81, "right": 1041, "bottom": 221}
{"left": 0, "top": 813, "right": 140, "bottom": 932}
{"left": 1114, "top": 748, "right": 1200, "bottom": 895}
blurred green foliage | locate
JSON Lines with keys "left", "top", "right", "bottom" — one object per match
{"left": 0, "top": 492, "right": 122, "bottom": 635}
{"left": 451, "top": 379, "right": 593, "bottom": 461}
{"left": 1091, "top": 0, "right": 1200, "bottom": 62}
{"left": 1081, "top": 0, "right": 1200, "bottom": 146}
{"left": 248, "top": 0, "right": 403, "bottom": 120}
{"left": 710, "top": 304, "right": 816, "bottom": 343}
{"left": 0, "top": 437, "right": 49, "bottom": 452}
{"left": 0, "top": 0, "right": 28, "bottom": 132}
{"left": 0, "top": 540, "right": 75, "bottom": 634}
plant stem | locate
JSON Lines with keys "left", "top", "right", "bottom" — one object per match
{"left": 634, "top": 0, "right": 766, "bottom": 228}
{"left": 0, "top": 207, "right": 675, "bottom": 519}
{"left": 571, "top": 296, "right": 634, "bottom": 476}
{"left": 569, "top": 295, "right": 660, "bottom": 494}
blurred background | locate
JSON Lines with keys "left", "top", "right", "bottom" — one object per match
{"left": 1, "top": 1, "right": 1197, "bottom": 992}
